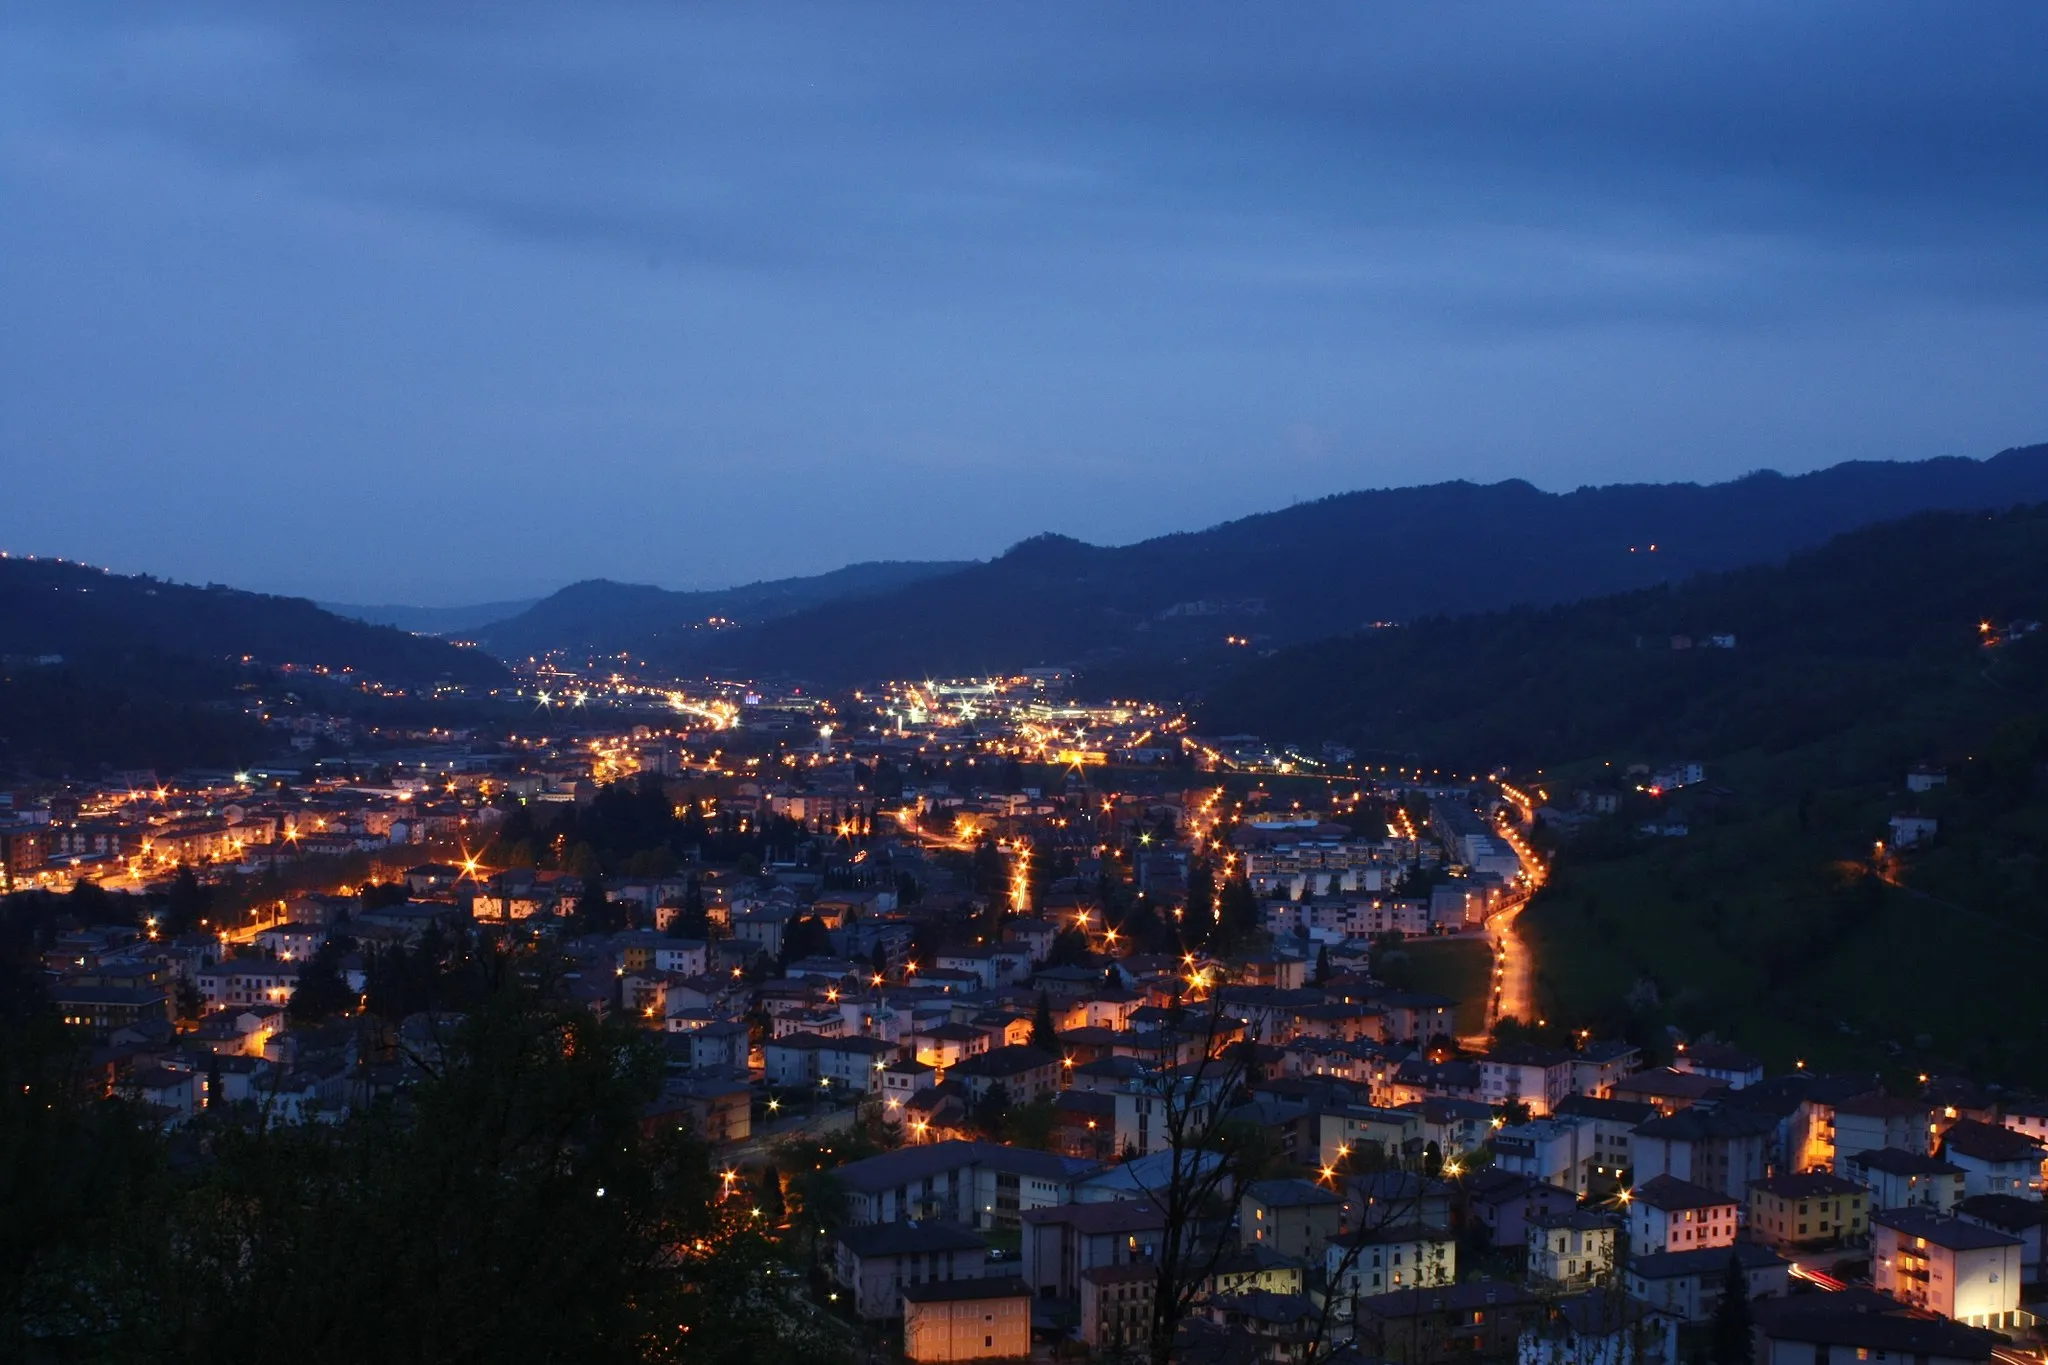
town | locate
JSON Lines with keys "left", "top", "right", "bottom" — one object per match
{"left": 8, "top": 664, "right": 2043, "bottom": 1365}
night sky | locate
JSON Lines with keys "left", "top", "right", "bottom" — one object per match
{"left": 4, "top": 3, "right": 2046, "bottom": 604}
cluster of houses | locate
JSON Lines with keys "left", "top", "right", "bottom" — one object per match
{"left": 808, "top": 1024, "right": 2046, "bottom": 1364}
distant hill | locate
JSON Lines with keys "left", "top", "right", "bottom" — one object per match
{"left": 1199, "top": 503, "right": 2048, "bottom": 766}
{"left": 0, "top": 558, "right": 510, "bottom": 689}
{"left": 634, "top": 443, "right": 2048, "bottom": 685}
{"left": 320, "top": 598, "right": 541, "bottom": 636}
{"left": 471, "top": 560, "right": 971, "bottom": 661}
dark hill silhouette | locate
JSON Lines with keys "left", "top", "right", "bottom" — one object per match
{"left": 0, "top": 557, "right": 508, "bottom": 688}
{"left": 472, "top": 559, "right": 970, "bottom": 660}
{"left": 639, "top": 443, "right": 2048, "bottom": 684}
{"left": 1199, "top": 502, "right": 2048, "bottom": 767}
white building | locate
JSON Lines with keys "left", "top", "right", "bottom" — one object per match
{"left": 1871, "top": 1210, "right": 2025, "bottom": 1330}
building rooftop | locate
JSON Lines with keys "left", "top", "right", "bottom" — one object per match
{"left": 1632, "top": 1175, "right": 1735, "bottom": 1212}
{"left": 1940, "top": 1118, "right": 2046, "bottom": 1164}
{"left": 1748, "top": 1172, "right": 1864, "bottom": 1200}
{"left": 838, "top": 1221, "right": 987, "bottom": 1259}
{"left": 1871, "top": 1209, "right": 2023, "bottom": 1251}
{"left": 901, "top": 1275, "right": 1031, "bottom": 1305}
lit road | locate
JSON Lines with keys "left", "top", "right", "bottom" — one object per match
{"left": 1484, "top": 795, "right": 1546, "bottom": 1030}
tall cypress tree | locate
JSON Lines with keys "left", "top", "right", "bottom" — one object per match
{"left": 1030, "top": 991, "right": 1060, "bottom": 1054}
{"left": 1709, "top": 1253, "right": 1754, "bottom": 1365}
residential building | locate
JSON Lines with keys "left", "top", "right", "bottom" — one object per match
{"left": 1493, "top": 1115, "right": 1597, "bottom": 1193}
{"left": 1240, "top": 1178, "right": 1343, "bottom": 1262}
{"left": 1554, "top": 1094, "right": 1657, "bottom": 1194}
{"left": 1870, "top": 1209, "right": 2024, "bottom": 1329}
{"left": 1844, "top": 1147, "right": 1967, "bottom": 1214}
{"left": 1079, "top": 1262, "right": 1156, "bottom": 1353}
{"left": 1629, "top": 1175, "right": 1737, "bottom": 1254}
{"left": 834, "top": 1140, "right": 1090, "bottom": 1230}
{"left": 1517, "top": 1292, "right": 1678, "bottom": 1365}
{"left": 1570, "top": 1041, "right": 1644, "bottom": 1100}
{"left": 1673, "top": 1043, "right": 1764, "bottom": 1091}
{"left": 901, "top": 1276, "right": 1032, "bottom": 1363}
{"left": 1525, "top": 1210, "right": 1619, "bottom": 1289}
{"left": 1463, "top": 1169, "right": 1582, "bottom": 1251}
{"left": 1326, "top": 1222, "right": 1456, "bottom": 1301}
{"left": 1750, "top": 1293, "right": 2005, "bottom": 1365}
{"left": 833, "top": 1221, "right": 989, "bottom": 1320}
{"left": 1938, "top": 1119, "right": 2046, "bottom": 1198}
{"left": 1628, "top": 1105, "right": 1774, "bottom": 1204}
{"left": 1954, "top": 1195, "right": 2046, "bottom": 1286}
{"left": 1747, "top": 1172, "right": 1868, "bottom": 1252}
{"left": 1624, "top": 1244, "right": 1788, "bottom": 1323}
{"left": 1481, "top": 1044, "right": 1579, "bottom": 1117}
{"left": 1828, "top": 1093, "right": 1934, "bottom": 1171}
{"left": 1351, "top": 1282, "right": 1533, "bottom": 1363}
{"left": 1019, "top": 1199, "right": 1166, "bottom": 1299}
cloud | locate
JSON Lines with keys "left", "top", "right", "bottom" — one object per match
{"left": 2, "top": 2, "right": 2046, "bottom": 600}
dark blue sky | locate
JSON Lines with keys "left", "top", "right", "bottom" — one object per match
{"left": 4, "top": 3, "right": 2046, "bottom": 603}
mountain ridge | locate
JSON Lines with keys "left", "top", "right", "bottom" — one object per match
{"left": 621, "top": 443, "right": 2048, "bottom": 684}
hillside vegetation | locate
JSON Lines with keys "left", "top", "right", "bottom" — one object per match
{"left": 1204, "top": 505, "right": 2048, "bottom": 1086}
{"left": 647, "top": 444, "right": 2048, "bottom": 684}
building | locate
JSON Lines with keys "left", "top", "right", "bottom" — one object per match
{"left": 1954, "top": 1194, "right": 2047, "bottom": 1286}
{"left": 1525, "top": 1210, "right": 1619, "bottom": 1289}
{"left": 1079, "top": 1262, "right": 1156, "bottom": 1353}
{"left": 950, "top": 1045, "right": 1063, "bottom": 1105}
{"left": 1870, "top": 1209, "right": 2024, "bottom": 1329}
{"left": 1843, "top": 1147, "right": 1967, "bottom": 1214}
{"left": 1937, "top": 1119, "right": 2046, "bottom": 1198}
{"left": 1326, "top": 1222, "right": 1457, "bottom": 1301}
{"left": 1463, "top": 1169, "right": 1582, "bottom": 1251}
{"left": 1624, "top": 1244, "right": 1789, "bottom": 1323}
{"left": 1747, "top": 1172, "right": 1868, "bottom": 1252}
{"left": 901, "top": 1276, "right": 1032, "bottom": 1363}
{"left": 1493, "top": 1116, "right": 1596, "bottom": 1193}
{"left": 1019, "top": 1199, "right": 1166, "bottom": 1299}
{"left": 1828, "top": 1093, "right": 1934, "bottom": 1171}
{"left": 1628, "top": 1105, "right": 1774, "bottom": 1204}
{"left": 834, "top": 1140, "right": 1091, "bottom": 1230}
{"left": 1673, "top": 1043, "right": 1764, "bottom": 1091}
{"left": 833, "top": 1221, "right": 989, "bottom": 1320}
{"left": 1517, "top": 1292, "right": 1678, "bottom": 1365}
{"left": 1750, "top": 1293, "right": 2005, "bottom": 1365}
{"left": 1239, "top": 1179, "right": 1343, "bottom": 1262}
{"left": 1553, "top": 1095, "right": 1658, "bottom": 1194}
{"left": 1628, "top": 1175, "right": 1737, "bottom": 1254}
{"left": 1351, "top": 1282, "right": 1534, "bottom": 1363}
{"left": 1481, "top": 1044, "right": 1579, "bottom": 1117}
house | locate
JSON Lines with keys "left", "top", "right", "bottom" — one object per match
{"left": 1571, "top": 1041, "right": 1644, "bottom": 1100}
{"left": 1481, "top": 1044, "right": 1579, "bottom": 1117}
{"left": 1937, "top": 1119, "right": 2046, "bottom": 1198}
{"left": 1351, "top": 1282, "right": 1533, "bottom": 1364}
{"left": 1518, "top": 1292, "right": 1678, "bottom": 1365}
{"left": 1315, "top": 1103, "right": 1424, "bottom": 1169}
{"left": 1628, "top": 1105, "right": 1774, "bottom": 1203}
{"left": 1829, "top": 1093, "right": 1934, "bottom": 1171}
{"left": 1079, "top": 1262, "right": 1157, "bottom": 1353}
{"left": 834, "top": 1140, "right": 1091, "bottom": 1230}
{"left": 1844, "top": 1147, "right": 1967, "bottom": 1214}
{"left": 950, "top": 1045, "right": 1062, "bottom": 1105}
{"left": 1463, "top": 1170, "right": 1582, "bottom": 1251}
{"left": 1608, "top": 1068, "right": 1727, "bottom": 1117}
{"left": 1954, "top": 1194, "right": 2046, "bottom": 1286}
{"left": 1747, "top": 1172, "right": 1868, "bottom": 1252}
{"left": 1624, "top": 1244, "right": 1788, "bottom": 1323}
{"left": 1326, "top": 1222, "right": 1456, "bottom": 1301}
{"left": 1493, "top": 1115, "right": 1597, "bottom": 1193}
{"left": 1200, "top": 1288, "right": 1322, "bottom": 1362}
{"left": 1870, "top": 1209, "right": 2024, "bottom": 1329}
{"left": 1629, "top": 1175, "right": 1738, "bottom": 1253}
{"left": 253, "top": 921, "right": 327, "bottom": 962}
{"left": 2001, "top": 1098, "right": 2048, "bottom": 1145}
{"left": 1672, "top": 1043, "right": 1763, "bottom": 1091}
{"left": 1887, "top": 814, "right": 1938, "bottom": 848}
{"left": 1750, "top": 1292, "right": 2006, "bottom": 1365}
{"left": 1240, "top": 1179, "right": 1342, "bottom": 1262}
{"left": 645, "top": 1075, "right": 751, "bottom": 1145}
{"left": 1553, "top": 1095, "right": 1658, "bottom": 1194}
{"left": 1019, "top": 1199, "right": 1167, "bottom": 1299}
{"left": 901, "top": 1276, "right": 1032, "bottom": 1363}
{"left": 763, "top": 1032, "right": 895, "bottom": 1092}
{"left": 1344, "top": 1169, "right": 1455, "bottom": 1234}
{"left": 833, "top": 1221, "right": 989, "bottom": 1320}
{"left": 670, "top": 1019, "right": 750, "bottom": 1073}
{"left": 1525, "top": 1210, "right": 1619, "bottom": 1289}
